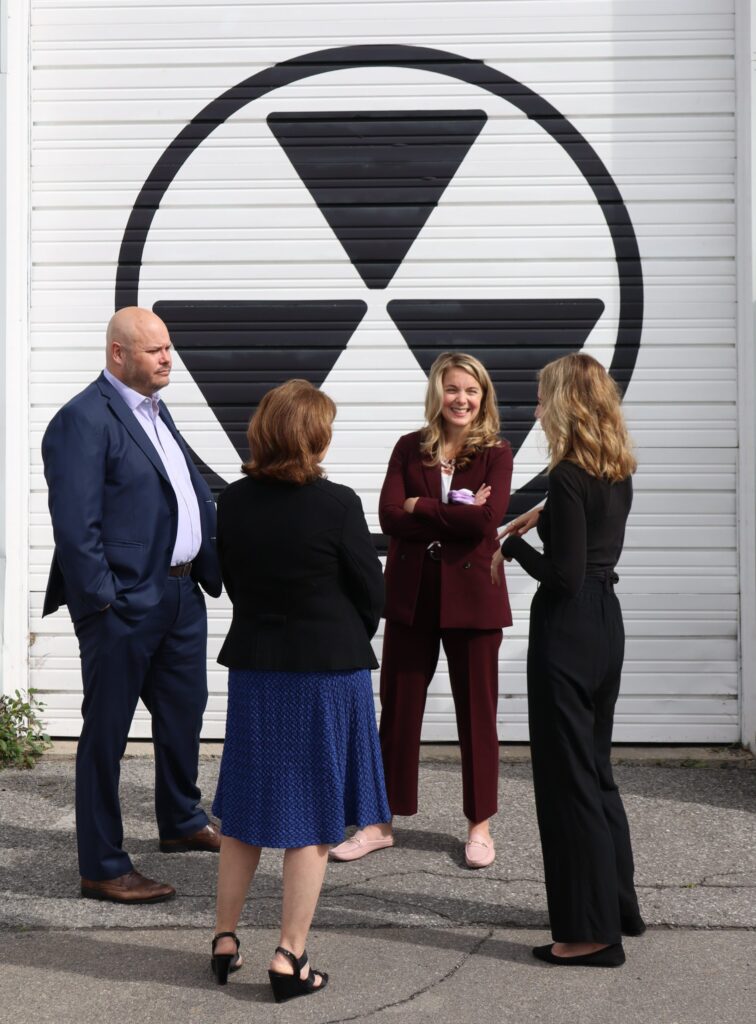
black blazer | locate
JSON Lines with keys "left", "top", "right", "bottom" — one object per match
{"left": 216, "top": 475, "right": 384, "bottom": 671}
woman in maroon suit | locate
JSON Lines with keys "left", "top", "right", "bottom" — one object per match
{"left": 330, "top": 352, "right": 513, "bottom": 867}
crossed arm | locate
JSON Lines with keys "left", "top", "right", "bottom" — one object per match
{"left": 378, "top": 440, "right": 513, "bottom": 543}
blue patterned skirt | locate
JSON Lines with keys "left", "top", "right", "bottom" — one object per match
{"left": 212, "top": 668, "right": 391, "bottom": 848}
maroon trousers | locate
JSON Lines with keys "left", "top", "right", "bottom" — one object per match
{"left": 378, "top": 556, "right": 502, "bottom": 823}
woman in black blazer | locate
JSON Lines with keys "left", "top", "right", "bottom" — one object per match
{"left": 209, "top": 380, "right": 389, "bottom": 1002}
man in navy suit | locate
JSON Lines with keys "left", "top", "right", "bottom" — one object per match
{"left": 42, "top": 306, "right": 223, "bottom": 903}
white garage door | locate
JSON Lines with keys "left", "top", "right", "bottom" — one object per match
{"left": 28, "top": 0, "right": 740, "bottom": 741}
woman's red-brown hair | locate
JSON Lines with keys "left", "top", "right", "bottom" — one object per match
{"left": 243, "top": 379, "right": 336, "bottom": 485}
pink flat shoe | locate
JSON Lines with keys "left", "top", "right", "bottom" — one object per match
{"left": 328, "top": 834, "right": 394, "bottom": 862}
{"left": 465, "top": 838, "right": 495, "bottom": 868}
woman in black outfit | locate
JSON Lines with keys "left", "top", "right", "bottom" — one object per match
{"left": 493, "top": 352, "right": 644, "bottom": 967}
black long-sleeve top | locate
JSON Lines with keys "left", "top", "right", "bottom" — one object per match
{"left": 500, "top": 460, "right": 632, "bottom": 597}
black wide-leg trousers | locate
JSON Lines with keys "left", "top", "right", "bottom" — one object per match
{"left": 527, "top": 577, "right": 640, "bottom": 944}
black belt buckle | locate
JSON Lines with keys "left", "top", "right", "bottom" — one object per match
{"left": 169, "top": 562, "right": 193, "bottom": 578}
{"left": 427, "top": 542, "right": 442, "bottom": 562}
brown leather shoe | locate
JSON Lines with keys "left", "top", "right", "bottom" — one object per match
{"left": 80, "top": 869, "right": 175, "bottom": 904}
{"left": 159, "top": 821, "right": 221, "bottom": 853}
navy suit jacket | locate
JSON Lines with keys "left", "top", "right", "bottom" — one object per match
{"left": 42, "top": 372, "right": 222, "bottom": 623}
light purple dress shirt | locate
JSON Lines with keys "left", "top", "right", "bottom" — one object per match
{"left": 104, "top": 369, "right": 202, "bottom": 565}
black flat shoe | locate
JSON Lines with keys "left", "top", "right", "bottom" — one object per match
{"left": 268, "top": 946, "right": 328, "bottom": 1003}
{"left": 211, "top": 931, "right": 242, "bottom": 985}
{"left": 532, "top": 943, "right": 625, "bottom": 967}
{"left": 621, "top": 913, "right": 647, "bottom": 936}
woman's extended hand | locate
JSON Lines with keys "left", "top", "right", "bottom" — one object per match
{"left": 473, "top": 483, "right": 491, "bottom": 506}
{"left": 491, "top": 547, "right": 507, "bottom": 585}
{"left": 497, "top": 505, "right": 542, "bottom": 542}
{"left": 403, "top": 497, "right": 419, "bottom": 513}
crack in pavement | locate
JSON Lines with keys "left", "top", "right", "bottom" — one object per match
{"left": 639, "top": 879, "right": 756, "bottom": 891}
{"left": 132, "top": 878, "right": 756, "bottom": 898}
{"left": 323, "top": 869, "right": 546, "bottom": 890}
{"left": 324, "top": 867, "right": 756, "bottom": 892}
{"left": 315, "top": 928, "right": 494, "bottom": 1024}
{"left": 3, "top": 920, "right": 756, "bottom": 936}
{"left": 320, "top": 889, "right": 466, "bottom": 926}
{"left": 4, "top": 873, "right": 754, "bottom": 910}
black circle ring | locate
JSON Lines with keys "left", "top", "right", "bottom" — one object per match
{"left": 115, "top": 44, "right": 643, "bottom": 517}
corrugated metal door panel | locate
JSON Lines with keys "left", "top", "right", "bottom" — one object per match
{"left": 28, "top": 0, "right": 740, "bottom": 741}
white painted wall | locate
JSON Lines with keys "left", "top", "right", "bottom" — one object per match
{"left": 0, "top": 2, "right": 6, "bottom": 680}
{"left": 1, "top": 0, "right": 30, "bottom": 704}
{"left": 25, "top": 0, "right": 744, "bottom": 742}
{"left": 738, "top": 0, "right": 756, "bottom": 753}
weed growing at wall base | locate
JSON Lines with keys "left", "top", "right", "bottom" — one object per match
{"left": 0, "top": 689, "right": 51, "bottom": 768}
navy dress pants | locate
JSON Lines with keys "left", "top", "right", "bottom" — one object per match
{"left": 73, "top": 576, "right": 209, "bottom": 880}
{"left": 527, "top": 577, "right": 641, "bottom": 944}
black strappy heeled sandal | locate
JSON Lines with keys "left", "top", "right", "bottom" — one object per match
{"left": 211, "top": 931, "right": 242, "bottom": 985}
{"left": 267, "top": 945, "right": 328, "bottom": 1003}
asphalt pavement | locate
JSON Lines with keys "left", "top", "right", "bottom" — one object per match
{"left": 0, "top": 745, "right": 754, "bottom": 1024}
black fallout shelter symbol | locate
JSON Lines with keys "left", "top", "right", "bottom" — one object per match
{"left": 115, "top": 45, "right": 643, "bottom": 528}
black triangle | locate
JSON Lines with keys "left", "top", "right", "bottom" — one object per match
{"left": 387, "top": 298, "right": 605, "bottom": 455}
{"left": 154, "top": 300, "right": 366, "bottom": 459}
{"left": 267, "top": 110, "right": 487, "bottom": 289}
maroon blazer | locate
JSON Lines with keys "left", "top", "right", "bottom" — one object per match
{"left": 379, "top": 431, "right": 513, "bottom": 630}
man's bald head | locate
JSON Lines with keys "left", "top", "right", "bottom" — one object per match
{"left": 105, "top": 307, "right": 173, "bottom": 396}
{"left": 106, "top": 306, "right": 167, "bottom": 352}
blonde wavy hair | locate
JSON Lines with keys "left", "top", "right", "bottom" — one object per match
{"left": 420, "top": 352, "right": 501, "bottom": 468}
{"left": 538, "top": 353, "right": 636, "bottom": 481}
